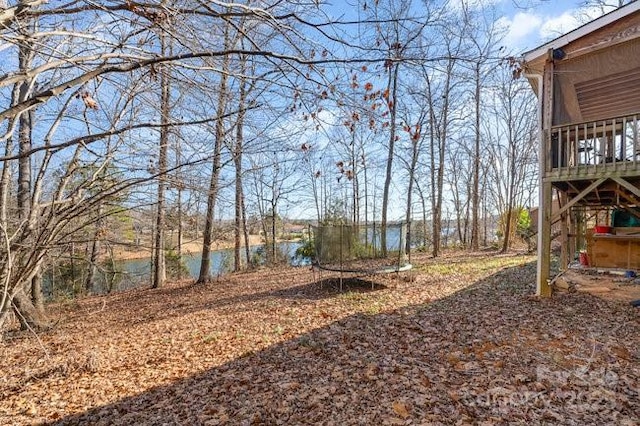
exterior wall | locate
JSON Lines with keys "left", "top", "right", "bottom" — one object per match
{"left": 525, "top": 5, "right": 640, "bottom": 296}
{"left": 524, "top": 9, "right": 640, "bottom": 73}
{"left": 553, "top": 38, "right": 640, "bottom": 125}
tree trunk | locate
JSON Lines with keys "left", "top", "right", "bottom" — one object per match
{"left": 501, "top": 208, "right": 513, "bottom": 253}
{"left": 85, "top": 202, "right": 103, "bottom": 293}
{"left": 501, "top": 117, "right": 518, "bottom": 254}
{"left": 241, "top": 189, "right": 251, "bottom": 270}
{"left": 405, "top": 135, "right": 419, "bottom": 254}
{"left": 234, "top": 169, "right": 242, "bottom": 272}
{"left": 425, "top": 71, "right": 440, "bottom": 258}
{"left": 433, "top": 61, "right": 453, "bottom": 257}
{"left": 17, "top": 109, "right": 32, "bottom": 220}
{"left": 15, "top": 21, "right": 47, "bottom": 326}
{"left": 471, "top": 62, "right": 481, "bottom": 251}
{"left": 271, "top": 201, "right": 277, "bottom": 263}
{"left": 414, "top": 181, "right": 428, "bottom": 248}
{"left": 350, "top": 131, "right": 359, "bottom": 225}
{"left": 463, "top": 182, "right": 471, "bottom": 246}
{"left": 0, "top": 83, "right": 18, "bottom": 222}
{"left": 31, "top": 272, "right": 43, "bottom": 311}
{"left": 85, "top": 230, "right": 100, "bottom": 293}
{"left": 197, "top": 138, "right": 224, "bottom": 283}
{"left": 174, "top": 123, "right": 184, "bottom": 280}
{"left": 17, "top": 18, "right": 34, "bottom": 224}
{"left": 362, "top": 150, "right": 368, "bottom": 229}
{"left": 435, "top": 114, "right": 448, "bottom": 256}
{"left": 176, "top": 183, "right": 183, "bottom": 278}
{"left": 233, "top": 73, "right": 247, "bottom": 272}
{"left": 381, "top": 63, "right": 400, "bottom": 256}
{"left": 13, "top": 286, "right": 50, "bottom": 330}
{"left": 428, "top": 98, "right": 439, "bottom": 256}
{"left": 197, "top": 34, "right": 230, "bottom": 283}
{"left": 152, "top": 35, "right": 171, "bottom": 289}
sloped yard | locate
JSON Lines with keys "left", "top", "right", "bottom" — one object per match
{"left": 1, "top": 252, "right": 638, "bottom": 425}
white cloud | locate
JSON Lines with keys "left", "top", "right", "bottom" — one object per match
{"left": 538, "top": 4, "right": 619, "bottom": 43}
{"left": 498, "top": 4, "right": 618, "bottom": 53}
{"left": 497, "top": 11, "right": 543, "bottom": 50}
{"left": 539, "top": 10, "right": 581, "bottom": 40}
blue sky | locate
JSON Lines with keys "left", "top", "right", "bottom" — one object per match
{"left": 496, "top": 0, "right": 615, "bottom": 53}
{"left": 324, "top": 1, "right": 614, "bottom": 55}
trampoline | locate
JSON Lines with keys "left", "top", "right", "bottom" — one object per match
{"left": 310, "top": 222, "right": 412, "bottom": 289}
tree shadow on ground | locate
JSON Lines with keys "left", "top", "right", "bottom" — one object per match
{"left": 267, "top": 277, "right": 387, "bottom": 299}
{"left": 67, "top": 270, "right": 392, "bottom": 328}
{"left": 47, "top": 262, "right": 640, "bottom": 425}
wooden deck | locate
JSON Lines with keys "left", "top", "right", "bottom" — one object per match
{"left": 551, "top": 175, "right": 640, "bottom": 206}
{"left": 545, "top": 113, "right": 640, "bottom": 206}
{"left": 547, "top": 113, "right": 640, "bottom": 179}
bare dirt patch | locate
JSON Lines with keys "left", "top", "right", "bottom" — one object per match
{"left": 554, "top": 268, "right": 640, "bottom": 303}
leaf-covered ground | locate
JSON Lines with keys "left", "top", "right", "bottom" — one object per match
{"left": 1, "top": 251, "right": 639, "bottom": 425}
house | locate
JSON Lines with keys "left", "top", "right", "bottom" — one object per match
{"left": 522, "top": 2, "right": 640, "bottom": 296}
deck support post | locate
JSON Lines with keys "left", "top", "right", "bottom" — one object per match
{"left": 569, "top": 208, "right": 577, "bottom": 263}
{"left": 536, "top": 56, "right": 554, "bottom": 297}
{"left": 560, "top": 192, "right": 570, "bottom": 270}
{"left": 537, "top": 181, "right": 553, "bottom": 297}
{"left": 576, "top": 209, "right": 585, "bottom": 254}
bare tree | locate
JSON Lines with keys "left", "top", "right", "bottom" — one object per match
{"left": 577, "top": 0, "right": 632, "bottom": 21}
{"left": 1, "top": 0, "right": 368, "bottom": 328}
{"left": 152, "top": 17, "right": 172, "bottom": 289}
{"left": 196, "top": 50, "right": 230, "bottom": 283}
{"left": 484, "top": 65, "right": 538, "bottom": 252}
{"left": 462, "top": 3, "right": 501, "bottom": 251}
{"left": 424, "top": 32, "right": 465, "bottom": 257}
{"left": 365, "top": 0, "right": 430, "bottom": 254}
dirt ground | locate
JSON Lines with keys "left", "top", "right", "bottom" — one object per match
{"left": 554, "top": 268, "right": 640, "bottom": 302}
{"left": 1, "top": 251, "right": 638, "bottom": 425}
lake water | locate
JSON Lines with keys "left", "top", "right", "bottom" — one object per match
{"left": 114, "top": 241, "right": 304, "bottom": 291}
{"left": 46, "top": 225, "right": 432, "bottom": 297}
{"left": 43, "top": 241, "right": 305, "bottom": 297}
{"left": 117, "top": 228, "right": 408, "bottom": 290}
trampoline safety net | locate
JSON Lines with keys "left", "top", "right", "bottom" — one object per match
{"left": 311, "top": 222, "right": 411, "bottom": 273}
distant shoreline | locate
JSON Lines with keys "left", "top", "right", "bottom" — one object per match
{"left": 108, "top": 235, "right": 265, "bottom": 261}
{"left": 107, "top": 234, "right": 304, "bottom": 261}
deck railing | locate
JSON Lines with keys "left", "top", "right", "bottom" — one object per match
{"left": 548, "top": 113, "right": 640, "bottom": 178}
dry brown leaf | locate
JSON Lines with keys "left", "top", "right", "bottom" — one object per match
{"left": 2, "top": 252, "right": 638, "bottom": 426}
{"left": 392, "top": 401, "right": 410, "bottom": 419}
{"left": 611, "top": 345, "right": 631, "bottom": 360}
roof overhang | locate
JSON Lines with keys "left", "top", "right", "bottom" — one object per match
{"left": 523, "top": 1, "right": 640, "bottom": 64}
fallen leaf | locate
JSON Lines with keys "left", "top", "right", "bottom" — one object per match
{"left": 392, "top": 401, "right": 410, "bottom": 419}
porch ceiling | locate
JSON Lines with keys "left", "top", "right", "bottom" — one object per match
{"left": 575, "top": 66, "right": 640, "bottom": 121}
{"left": 553, "top": 39, "right": 640, "bottom": 125}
